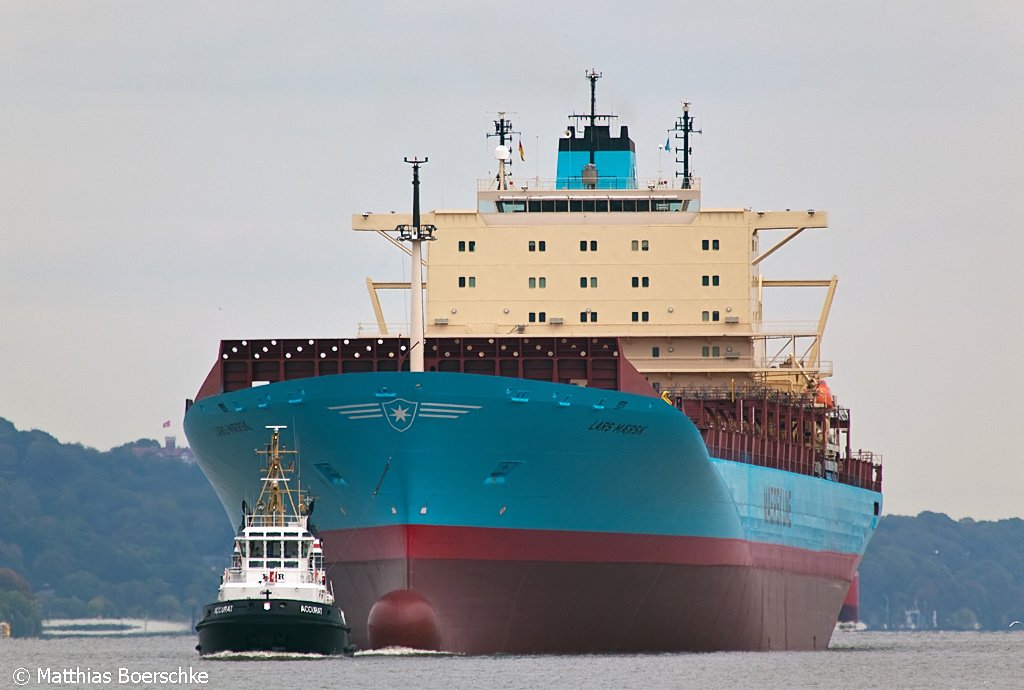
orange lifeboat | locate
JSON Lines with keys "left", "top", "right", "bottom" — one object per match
{"left": 815, "top": 380, "right": 834, "bottom": 408}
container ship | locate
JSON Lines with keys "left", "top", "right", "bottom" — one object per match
{"left": 184, "top": 71, "right": 882, "bottom": 654}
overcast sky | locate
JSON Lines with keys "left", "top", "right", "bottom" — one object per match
{"left": 1, "top": 1, "right": 1021, "bottom": 520}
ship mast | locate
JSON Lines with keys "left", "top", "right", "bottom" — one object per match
{"left": 586, "top": 68, "right": 601, "bottom": 166}
{"left": 670, "top": 101, "right": 701, "bottom": 189}
{"left": 488, "top": 113, "right": 520, "bottom": 190}
{"left": 253, "top": 425, "right": 302, "bottom": 527}
{"left": 395, "top": 158, "right": 436, "bottom": 373}
{"left": 567, "top": 69, "right": 615, "bottom": 189}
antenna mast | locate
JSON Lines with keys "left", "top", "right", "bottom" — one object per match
{"left": 671, "top": 101, "right": 702, "bottom": 189}
{"left": 586, "top": 69, "right": 601, "bottom": 165}
{"left": 567, "top": 69, "right": 615, "bottom": 189}
{"left": 395, "top": 158, "right": 436, "bottom": 373}
{"left": 488, "top": 112, "right": 520, "bottom": 190}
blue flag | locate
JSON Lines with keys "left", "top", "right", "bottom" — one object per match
{"left": 664, "top": 136, "right": 671, "bottom": 152}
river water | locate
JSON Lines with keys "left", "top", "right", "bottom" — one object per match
{"left": 0, "top": 630, "right": 1018, "bottom": 689}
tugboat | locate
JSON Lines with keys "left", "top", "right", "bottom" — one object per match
{"left": 195, "top": 426, "right": 353, "bottom": 655}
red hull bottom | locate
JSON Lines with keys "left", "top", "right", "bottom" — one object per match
{"left": 328, "top": 558, "right": 848, "bottom": 654}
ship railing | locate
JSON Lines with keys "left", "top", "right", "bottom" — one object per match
{"left": 709, "top": 444, "right": 882, "bottom": 491}
{"left": 221, "top": 566, "right": 326, "bottom": 584}
{"left": 850, "top": 449, "right": 883, "bottom": 466}
{"left": 663, "top": 385, "right": 822, "bottom": 405}
{"left": 752, "top": 320, "right": 821, "bottom": 335}
{"left": 245, "top": 515, "right": 305, "bottom": 528}
{"left": 357, "top": 322, "right": 410, "bottom": 337}
{"left": 475, "top": 177, "right": 701, "bottom": 192}
{"left": 633, "top": 355, "right": 832, "bottom": 373}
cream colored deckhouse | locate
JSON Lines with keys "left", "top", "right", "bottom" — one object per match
{"left": 353, "top": 106, "right": 835, "bottom": 397}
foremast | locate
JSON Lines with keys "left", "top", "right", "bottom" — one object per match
{"left": 251, "top": 425, "right": 307, "bottom": 528}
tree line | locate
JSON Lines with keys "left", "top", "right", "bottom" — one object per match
{"left": 0, "top": 418, "right": 232, "bottom": 635}
{"left": 858, "top": 511, "right": 1024, "bottom": 630}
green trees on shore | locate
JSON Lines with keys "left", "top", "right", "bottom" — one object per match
{"left": 859, "top": 511, "right": 1024, "bottom": 630}
{"left": 0, "top": 419, "right": 231, "bottom": 633}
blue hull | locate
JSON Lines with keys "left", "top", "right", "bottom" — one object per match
{"left": 185, "top": 372, "right": 881, "bottom": 652}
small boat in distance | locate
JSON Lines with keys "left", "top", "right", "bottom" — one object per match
{"left": 195, "top": 426, "right": 353, "bottom": 656}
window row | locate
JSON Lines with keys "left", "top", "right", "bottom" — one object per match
{"left": 468, "top": 272, "right": 716, "bottom": 286}
{"left": 496, "top": 199, "right": 686, "bottom": 213}
{"left": 652, "top": 345, "right": 730, "bottom": 358}
{"left": 510, "top": 311, "right": 730, "bottom": 325}
{"left": 465, "top": 238, "right": 720, "bottom": 253}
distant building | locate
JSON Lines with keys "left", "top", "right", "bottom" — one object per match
{"left": 128, "top": 437, "right": 195, "bottom": 463}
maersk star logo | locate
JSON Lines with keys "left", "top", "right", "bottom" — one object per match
{"left": 328, "top": 400, "right": 481, "bottom": 431}
{"left": 382, "top": 398, "right": 419, "bottom": 432}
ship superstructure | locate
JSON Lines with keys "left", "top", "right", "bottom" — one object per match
{"left": 185, "top": 71, "right": 882, "bottom": 654}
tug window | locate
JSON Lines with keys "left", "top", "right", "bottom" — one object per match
{"left": 301, "top": 542, "right": 311, "bottom": 558}
{"left": 284, "top": 541, "right": 299, "bottom": 559}
{"left": 249, "top": 541, "right": 264, "bottom": 558}
{"left": 267, "top": 541, "right": 282, "bottom": 558}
